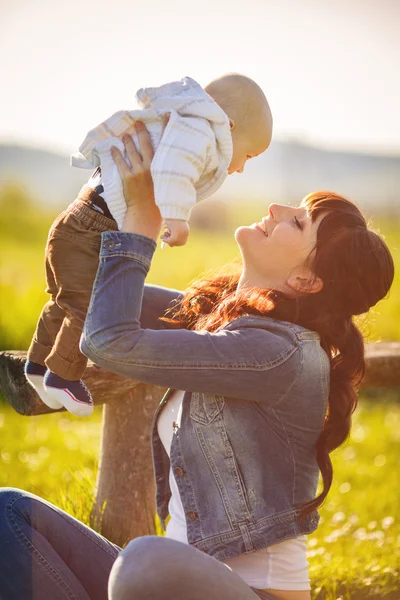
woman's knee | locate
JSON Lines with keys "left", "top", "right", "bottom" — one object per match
{"left": 113, "top": 535, "right": 202, "bottom": 577}
{"left": 0, "top": 488, "right": 30, "bottom": 538}
{"left": 108, "top": 536, "right": 169, "bottom": 600}
{"left": 0, "top": 487, "right": 26, "bottom": 512}
{"left": 108, "top": 535, "right": 257, "bottom": 600}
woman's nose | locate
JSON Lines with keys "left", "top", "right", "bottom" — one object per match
{"left": 268, "top": 203, "right": 279, "bottom": 219}
{"left": 269, "top": 203, "right": 300, "bottom": 221}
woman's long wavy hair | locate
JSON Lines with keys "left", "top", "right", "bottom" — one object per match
{"left": 162, "top": 191, "right": 395, "bottom": 514}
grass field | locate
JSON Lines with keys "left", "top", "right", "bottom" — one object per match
{"left": 1, "top": 395, "right": 398, "bottom": 600}
{"left": 1, "top": 188, "right": 399, "bottom": 599}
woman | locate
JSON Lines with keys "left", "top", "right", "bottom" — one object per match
{"left": 0, "top": 123, "right": 394, "bottom": 600}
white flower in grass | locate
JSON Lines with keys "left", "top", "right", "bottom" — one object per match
{"left": 381, "top": 516, "right": 394, "bottom": 529}
{"left": 367, "top": 530, "right": 385, "bottom": 540}
{"left": 342, "top": 446, "right": 356, "bottom": 460}
{"left": 348, "top": 514, "right": 359, "bottom": 525}
{"left": 339, "top": 482, "right": 351, "bottom": 494}
{"left": 1, "top": 451, "right": 10, "bottom": 463}
{"left": 331, "top": 511, "right": 346, "bottom": 525}
{"left": 374, "top": 454, "right": 386, "bottom": 467}
{"left": 353, "top": 527, "right": 367, "bottom": 540}
{"left": 308, "top": 538, "right": 318, "bottom": 548}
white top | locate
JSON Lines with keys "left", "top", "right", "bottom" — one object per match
{"left": 71, "top": 77, "right": 233, "bottom": 229}
{"left": 157, "top": 389, "right": 310, "bottom": 591}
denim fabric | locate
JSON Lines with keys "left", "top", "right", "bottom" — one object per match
{"left": 0, "top": 490, "right": 275, "bottom": 600}
{"left": 108, "top": 536, "right": 276, "bottom": 600}
{"left": 0, "top": 488, "right": 119, "bottom": 600}
{"left": 81, "top": 231, "right": 330, "bottom": 562}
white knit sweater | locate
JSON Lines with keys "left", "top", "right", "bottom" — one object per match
{"left": 71, "top": 77, "right": 233, "bottom": 230}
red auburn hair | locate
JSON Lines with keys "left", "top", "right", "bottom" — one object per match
{"left": 163, "top": 191, "right": 395, "bottom": 514}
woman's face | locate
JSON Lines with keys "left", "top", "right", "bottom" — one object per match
{"left": 235, "top": 203, "right": 324, "bottom": 293}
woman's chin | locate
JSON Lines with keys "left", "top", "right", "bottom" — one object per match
{"left": 234, "top": 225, "right": 252, "bottom": 244}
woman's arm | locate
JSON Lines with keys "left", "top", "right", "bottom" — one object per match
{"left": 141, "top": 284, "right": 184, "bottom": 330}
{"left": 112, "top": 123, "right": 184, "bottom": 329}
{"left": 81, "top": 231, "right": 302, "bottom": 404}
{"left": 113, "top": 123, "right": 163, "bottom": 241}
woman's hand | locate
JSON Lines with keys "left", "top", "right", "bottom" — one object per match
{"left": 111, "top": 121, "right": 162, "bottom": 241}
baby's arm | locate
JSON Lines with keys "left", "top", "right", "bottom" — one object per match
{"left": 161, "top": 219, "right": 189, "bottom": 247}
{"left": 151, "top": 112, "right": 213, "bottom": 246}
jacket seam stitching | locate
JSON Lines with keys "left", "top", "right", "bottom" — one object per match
{"left": 6, "top": 497, "right": 78, "bottom": 599}
{"left": 84, "top": 337, "right": 299, "bottom": 371}
{"left": 263, "top": 346, "right": 302, "bottom": 407}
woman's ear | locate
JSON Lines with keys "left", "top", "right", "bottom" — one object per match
{"left": 229, "top": 119, "right": 236, "bottom": 131}
{"left": 287, "top": 268, "right": 323, "bottom": 295}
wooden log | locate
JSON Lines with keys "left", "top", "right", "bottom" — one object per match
{"left": 1, "top": 344, "right": 399, "bottom": 418}
{"left": 91, "top": 383, "right": 166, "bottom": 546}
{"left": 0, "top": 350, "right": 149, "bottom": 416}
{"left": 363, "top": 342, "right": 400, "bottom": 388}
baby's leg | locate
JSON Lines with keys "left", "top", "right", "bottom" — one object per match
{"left": 42, "top": 202, "right": 113, "bottom": 416}
{"left": 26, "top": 192, "right": 118, "bottom": 416}
{"left": 26, "top": 234, "right": 69, "bottom": 409}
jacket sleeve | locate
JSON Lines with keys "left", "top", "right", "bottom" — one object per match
{"left": 150, "top": 112, "right": 213, "bottom": 221}
{"left": 81, "top": 232, "right": 302, "bottom": 404}
{"left": 141, "top": 284, "right": 184, "bottom": 330}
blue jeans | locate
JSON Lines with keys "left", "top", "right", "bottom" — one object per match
{"left": 0, "top": 488, "right": 275, "bottom": 599}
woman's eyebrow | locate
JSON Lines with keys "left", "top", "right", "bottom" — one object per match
{"left": 301, "top": 206, "right": 311, "bottom": 220}
{"left": 298, "top": 213, "right": 311, "bottom": 230}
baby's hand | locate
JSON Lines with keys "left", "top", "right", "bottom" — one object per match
{"left": 161, "top": 219, "right": 190, "bottom": 248}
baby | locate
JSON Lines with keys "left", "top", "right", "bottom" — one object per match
{"left": 72, "top": 74, "right": 273, "bottom": 246}
{"left": 24, "top": 74, "right": 272, "bottom": 417}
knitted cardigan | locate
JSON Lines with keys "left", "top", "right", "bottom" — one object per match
{"left": 71, "top": 77, "right": 233, "bottom": 229}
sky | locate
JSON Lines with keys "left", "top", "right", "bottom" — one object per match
{"left": 1, "top": 0, "right": 400, "bottom": 155}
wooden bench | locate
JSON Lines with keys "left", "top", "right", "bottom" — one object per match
{"left": 1, "top": 343, "right": 399, "bottom": 546}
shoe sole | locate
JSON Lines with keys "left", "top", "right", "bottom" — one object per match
{"left": 44, "top": 386, "right": 94, "bottom": 417}
{"left": 25, "top": 374, "right": 63, "bottom": 409}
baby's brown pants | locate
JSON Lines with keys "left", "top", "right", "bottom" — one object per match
{"left": 27, "top": 185, "right": 118, "bottom": 380}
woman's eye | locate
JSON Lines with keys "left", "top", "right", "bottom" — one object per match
{"left": 294, "top": 216, "right": 303, "bottom": 230}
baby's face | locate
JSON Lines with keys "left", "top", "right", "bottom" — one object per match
{"left": 228, "top": 119, "right": 272, "bottom": 175}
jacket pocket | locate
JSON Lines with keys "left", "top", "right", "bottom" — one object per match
{"left": 190, "top": 392, "right": 225, "bottom": 425}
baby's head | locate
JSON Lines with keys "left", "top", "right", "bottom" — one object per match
{"left": 205, "top": 73, "right": 273, "bottom": 174}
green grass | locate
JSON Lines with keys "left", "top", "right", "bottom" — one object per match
{"left": 0, "top": 396, "right": 399, "bottom": 599}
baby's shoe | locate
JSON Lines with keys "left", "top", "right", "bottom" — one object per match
{"left": 24, "top": 360, "right": 63, "bottom": 410}
{"left": 43, "top": 371, "right": 94, "bottom": 417}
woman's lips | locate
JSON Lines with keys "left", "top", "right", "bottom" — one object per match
{"left": 254, "top": 224, "right": 268, "bottom": 237}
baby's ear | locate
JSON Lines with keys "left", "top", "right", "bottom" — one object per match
{"left": 229, "top": 119, "right": 236, "bottom": 131}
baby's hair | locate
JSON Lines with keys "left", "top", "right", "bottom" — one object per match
{"left": 205, "top": 73, "right": 271, "bottom": 129}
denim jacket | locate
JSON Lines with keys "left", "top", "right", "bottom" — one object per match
{"left": 81, "top": 232, "right": 330, "bottom": 561}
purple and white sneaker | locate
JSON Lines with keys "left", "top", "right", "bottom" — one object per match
{"left": 24, "top": 360, "right": 62, "bottom": 410}
{"left": 44, "top": 371, "right": 94, "bottom": 417}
